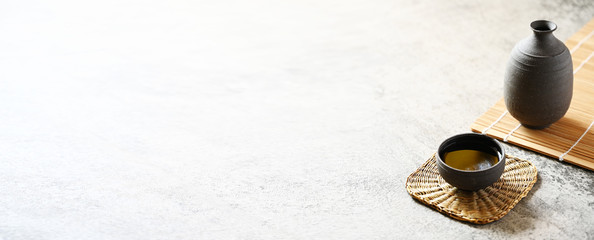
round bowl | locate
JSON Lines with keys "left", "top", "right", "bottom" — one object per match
{"left": 436, "top": 133, "right": 506, "bottom": 191}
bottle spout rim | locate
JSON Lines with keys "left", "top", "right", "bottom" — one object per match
{"left": 531, "top": 20, "right": 557, "bottom": 33}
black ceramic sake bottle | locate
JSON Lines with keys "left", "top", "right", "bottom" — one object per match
{"left": 504, "top": 20, "right": 573, "bottom": 129}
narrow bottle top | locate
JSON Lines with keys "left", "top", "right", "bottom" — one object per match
{"left": 531, "top": 20, "right": 557, "bottom": 34}
{"left": 515, "top": 20, "right": 566, "bottom": 57}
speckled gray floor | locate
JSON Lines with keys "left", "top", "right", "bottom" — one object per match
{"left": 1, "top": 0, "right": 593, "bottom": 239}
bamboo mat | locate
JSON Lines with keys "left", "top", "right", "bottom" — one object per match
{"left": 471, "top": 18, "right": 594, "bottom": 171}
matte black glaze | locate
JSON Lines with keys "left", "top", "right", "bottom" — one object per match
{"left": 436, "top": 133, "right": 506, "bottom": 191}
{"left": 504, "top": 20, "right": 573, "bottom": 129}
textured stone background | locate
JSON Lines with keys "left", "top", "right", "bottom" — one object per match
{"left": 0, "top": 0, "right": 593, "bottom": 239}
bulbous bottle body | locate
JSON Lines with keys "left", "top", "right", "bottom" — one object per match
{"left": 504, "top": 20, "right": 573, "bottom": 129}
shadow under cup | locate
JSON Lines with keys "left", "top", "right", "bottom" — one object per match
{"left": 436, "top": 133, "right": 506, "bottom": 191}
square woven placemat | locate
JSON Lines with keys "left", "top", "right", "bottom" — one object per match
{"left": 406, "top": 154, "right": 538, "bottom": 224}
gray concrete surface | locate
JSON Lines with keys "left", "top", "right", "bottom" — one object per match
{"left": 1, "top": 0, "right": 593, "bottom": 239}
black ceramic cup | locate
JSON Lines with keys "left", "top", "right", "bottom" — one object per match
{"left": 436, "top": 133, "right": 506, "bottom": 191}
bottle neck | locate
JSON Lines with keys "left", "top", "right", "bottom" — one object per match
{"left": 518, "top": 20, "right": 565, "bottom": 57}
{"left": 533, "top": 31, "right": 555, "bottom": 41}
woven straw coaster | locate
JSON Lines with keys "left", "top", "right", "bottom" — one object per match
{"left": 406, "top": 154, "right": 538, "bottom": 224}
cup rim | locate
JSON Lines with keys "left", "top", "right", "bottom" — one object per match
{"left": 437, "top": 133, "right": 505, "bottom": 173}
